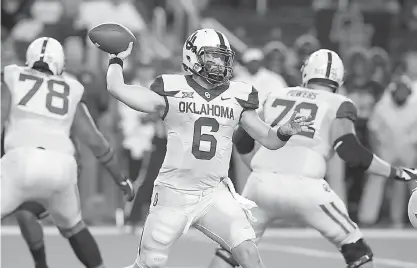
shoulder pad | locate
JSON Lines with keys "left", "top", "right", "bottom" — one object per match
{"left": 232, "top": 81, "right": 259, "bottom": 110}
{"left": 150, "top": 74, "right": 181, "bottom": 97}
{"left": 336, "top": 99, "right": 357, "bottom": 122}
{"left": 3, "top": 64, "right": 21, "bottom": 86}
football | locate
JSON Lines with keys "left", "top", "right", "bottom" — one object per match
{"left": 88, "top": 23, "right": 136, "bottom": 54}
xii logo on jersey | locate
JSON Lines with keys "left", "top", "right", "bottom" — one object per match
{"left": 182, "top": 92, "right": 194, "bottom": 99}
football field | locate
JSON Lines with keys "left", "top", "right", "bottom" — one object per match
{"left": 1, "top": 227, "right": 417, "bottom": 268}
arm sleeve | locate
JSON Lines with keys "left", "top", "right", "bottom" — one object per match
{"left": 336, "top": 100, "right": 358, "bottom": 122}
{"left": 233, "top": 125, "right": 255, "bottom": 154}
{"left": 236, "top": 86, "right": 259, "bottom": 110}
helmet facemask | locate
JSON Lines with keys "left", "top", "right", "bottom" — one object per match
{"left": 196, "top": 46, "right": 234, "bottom": 85}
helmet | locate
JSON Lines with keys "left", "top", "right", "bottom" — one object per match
{"left": 26, "top": 37, "right": 65, "bottom": 75}
{"left": 301, "top": 49, "right": 344, "bottom": 92}
{"left": 182, "top": 28, "right": 234, "bottom": 85}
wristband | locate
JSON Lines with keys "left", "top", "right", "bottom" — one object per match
{"left": 109, "top": 57, "right": 123, "bottom": 68}
{"left": 276, "top": 127, "right": 291, "bottom": 142}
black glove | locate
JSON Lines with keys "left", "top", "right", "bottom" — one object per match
{"left": 392, "top": 167, "right": 417, "bottom": 182}
{"left": 119, "top": 178, "right": 135, "bottom": 201}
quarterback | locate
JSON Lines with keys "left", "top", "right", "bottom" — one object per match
{"left": 1, "top": 37, "right": 134, "bottom": 268}
{"left": 105, "top": 28, "right": 313, "bottom": 268}
{"left": 207, "top": 49, "right": 417, "bottom": 268}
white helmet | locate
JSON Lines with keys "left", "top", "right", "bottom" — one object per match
{"left": 301, "top": 49, "right": 344, "bottom": 91}
{"left": 182, "top": 28, "right": 234, "bottom": 85}
{"left": 26, "top": 37, "right": 65, "bottom": 75}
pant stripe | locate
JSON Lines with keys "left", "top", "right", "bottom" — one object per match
{"left": 320, "top": 204, "right": 350, "bottom": 235}
{"left": 330, "top": 202, "right": 357, "bottom": 230}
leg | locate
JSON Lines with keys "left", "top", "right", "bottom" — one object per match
{"left": 47, "top": 184, "right": 104, "bottom": 268}
{"left": 207, "top": 207, "right": 270, "bottom": 268}
{"left": 195, "top": 184, "right": 262, "bottom": 268}
{"left": 15, "top": 209, "right": 48, "bottom": 268}
{"left": 1, "top": 153, "right": 25, "bottom": 219}
{"left": 131, "top": 187, "right": 189, "bottom": 268}
{"left": 298, "top": 179, "right": 374, "bottom": 268}
{"left": 207, "top": 173, "right": 273, "bottom": 268}
{"left": 390, "top": 180, "right": 407, "bottom": 228}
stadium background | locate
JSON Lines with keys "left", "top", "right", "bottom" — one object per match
{"left": 1, "top": 0, "right": 417, "bottom": 266}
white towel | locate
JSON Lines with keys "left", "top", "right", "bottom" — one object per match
{"left": 222, "top": 177, "right": 258, "bottom": 222}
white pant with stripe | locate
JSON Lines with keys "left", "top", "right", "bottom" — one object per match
{"left": 243, "top": 171, "right": 363, "bottom": 247}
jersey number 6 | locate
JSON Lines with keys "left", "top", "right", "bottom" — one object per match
{"left": 271, "top": 98, "right": 318, "bottom": 138}
{"left": 18, "top": 73, "right": 70, "bottom": 116}
{"left": 192, "top": 117, "right": 219, "bottom": 160}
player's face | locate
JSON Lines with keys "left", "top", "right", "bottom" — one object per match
{"left": 202, "top": 51, "right": 230, "bottom": 83}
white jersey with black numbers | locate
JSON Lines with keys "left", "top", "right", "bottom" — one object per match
{"left": 150, "top": 74, "right": 259, "bottom": 191}
{"left": 251, "top": 86, "right": 357, "bottom": 179}
{"left": 2, "top": 64, "right": 84, "bottom": 155}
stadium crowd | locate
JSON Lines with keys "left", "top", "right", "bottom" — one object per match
{"left": 2, "top": 0, "right": 417, "bottom": 229}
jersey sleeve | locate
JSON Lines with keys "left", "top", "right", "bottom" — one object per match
{"left": 236, "top": 86, "right": 259, "bottom": 110}
{"left": 2, "top": 64, "right": 18, "bottom": 89}
{"left": 149, "top": 75, "right": 170, "bottom": 120}
{"left": 336, "top": 100, "right": 358, "bottom": 122}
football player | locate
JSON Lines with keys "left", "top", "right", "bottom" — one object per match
{"left": 1, "top": 37, "right": 135, "bottom": 268}
{"left": 105, "top": 28, "right": 313, "bottom": 268}
{"left": 206, "top": 49, "right": 417, "bottom": 268}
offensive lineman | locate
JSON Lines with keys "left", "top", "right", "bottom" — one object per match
{"left": 105, "top": 28, "right": 313, "bottom": 268}
{"left": 1, "top": 37, "right": 134, "bottom": 268}
{"left": 206, "top": 49, "right": 417, "bottom": 268}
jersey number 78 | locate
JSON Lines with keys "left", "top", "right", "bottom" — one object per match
{"left": 18, "top": 73, "right": 70, "bottom": 116}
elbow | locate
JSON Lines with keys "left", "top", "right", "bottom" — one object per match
{"left": 265, "top": 142, "right": 284, "bottom": 150}
{"left": 262, "top": 138, "right": 285, "bottom": 150}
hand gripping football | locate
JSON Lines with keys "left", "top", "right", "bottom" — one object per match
{"left": 88, "top": 23, "right": 136, "bottom": 54}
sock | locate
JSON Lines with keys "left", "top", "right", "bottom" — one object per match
{"left": 68, "top": 228, "right": 104, "bottom": 268}
{"left": 31, "top": 245, "right": 48, "bottom": 268}
{"left": 15, "top": 210, "right": 48, "bottom": 268}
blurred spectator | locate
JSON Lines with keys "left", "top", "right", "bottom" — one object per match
{"left": 263, "top": 41, "right": 300, "bottom": 87}
{"left": 369, "top": 47, "right": 391, "bottom": 98}
{"left": 359, "top": 75, "right": 417, "bottom": 227}
{"left": 1, "top": 0, "right": 36, "bottom": 35}
{"left": 234, "top": 48, "right": 287, "bottom": 103}
{"left": 404, "top": 51, "right": 417, "bottom": 100}
{"left": 286, "top": 34, "right": 321, "bottom": 86}
{"left": 329, "top": 0, "right": 374, "bottom": 56}
{"left": 293, "top": 34, "right": 321, "bottom": 69}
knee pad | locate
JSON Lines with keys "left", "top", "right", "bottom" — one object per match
{"left": 58, "top": 220, "right": 86, "bottom": 238}
{"left": 137, "top": 250, "right": 168, "bottom": 268}
{"left": 341, "top": 238, "right": 373, "bottom": 268}
{"left": 215, "top": 247, "right": 240, "bottom": 267}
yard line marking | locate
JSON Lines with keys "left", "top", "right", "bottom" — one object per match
{"left": 2, "top": 226, "right": 417, "bottom": 239}
{"left": 259, "top": 243, "right": 417, "bottom": 268}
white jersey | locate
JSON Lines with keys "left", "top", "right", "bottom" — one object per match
{"left": 150, "top": 74, "right": 258, "bottom": 191}
{"left": 251, "top": 86, "right": 357, "bottom": 179}
{"left": 2, "top": 65, "right": 84, "bottom": 155}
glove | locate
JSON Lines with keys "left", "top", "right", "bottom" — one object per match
{"left": 119, "top": 178, "right": 135, "bottom": 201}
{"left": 109, "top": 42, "right": 133, "bottom": 61}
{"left": 392, "top": 167, "right": 417, "bottom": 182}
{"left": 278, "top": 111, "right": 314, "bottom": 137}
